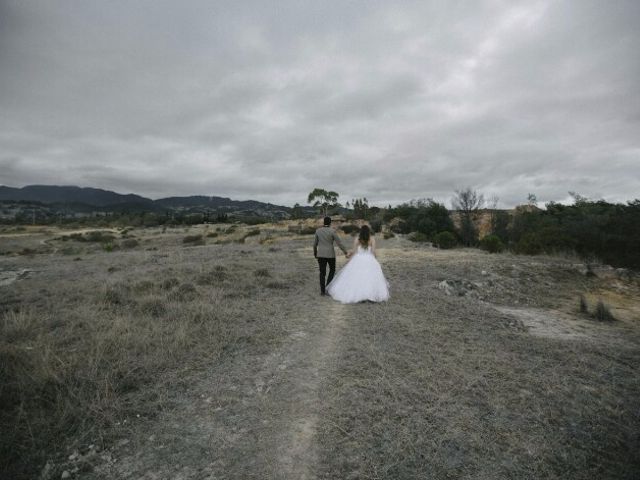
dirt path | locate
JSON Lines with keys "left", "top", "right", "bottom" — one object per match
{"left": 274, "top": 300, "right": 347, "bottom": 478}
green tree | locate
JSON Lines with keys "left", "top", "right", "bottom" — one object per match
{"left": 386, "top": 198, "right": 454, "bottom": 238}
{"left": 351, "top": 197, "right": 369, "bottom": 219}
{"left": 307, "top": 188, "right": 340, "bottom": 216}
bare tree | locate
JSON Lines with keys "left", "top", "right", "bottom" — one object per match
{"left": 452, "top": 187, "right": 485, "bottom": 246}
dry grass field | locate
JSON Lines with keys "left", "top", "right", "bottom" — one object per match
{"left": 1, "top": 223, "right": 639, "bottom": 479}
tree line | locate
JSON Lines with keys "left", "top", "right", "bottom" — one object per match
{"left": 304, "top": 187, "right": 640, "bottom": 269}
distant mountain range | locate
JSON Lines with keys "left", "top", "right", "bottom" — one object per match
{"left": 0, "top": 185, "right": 300, "bottom": 218}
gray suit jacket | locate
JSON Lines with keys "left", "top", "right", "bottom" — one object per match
{"left": 314, "top": 226, "right": 347, "bottom": 258}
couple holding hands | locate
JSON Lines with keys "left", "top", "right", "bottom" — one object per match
{"left": 313, "top": 216, "right": 390, "bottom": 304}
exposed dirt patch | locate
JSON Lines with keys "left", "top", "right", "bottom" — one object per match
{"left": 495, "top": 306, "right": 589, "bottom": 340}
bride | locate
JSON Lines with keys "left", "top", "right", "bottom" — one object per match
{"left": 327, "top": 225, "right": 390, "bottom": 304}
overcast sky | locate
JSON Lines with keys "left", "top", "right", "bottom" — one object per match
{"left": 1, "top": 1, "right": 638, "bottom": 207}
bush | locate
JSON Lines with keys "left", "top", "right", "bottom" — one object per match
{"left": 242, "top": 216, "right": 270, "bottom": 225}
{"left": 594, "top": 300, "right": 616, "bottom": 321}
{"left": 408, "top": 232, "right": 429, "bottom": 242}
{"left": 246, "top": 228, "right": 261, "bottom": 237}
{"left": 138, "top": 297, "right": 167, "bottom": 317}
{"left": 300, "top": 226, "right": 316, "bottom": 235}
{"left": 390, "top": 221, "right": 409, "bottom": 234}
{"left": 579, "top": 295, "right": 589, "bottom": 314}
{"left": 183, "top": 234, "right": 204, "bottom": 245}
{"left": 433, "top": 231, "right": 457, "bottom": 249}
{"left": 383, "top": 231, "right": 395, "bottom": 239}
{"left": 507, "top": 199, "right": 640, "bottom": 268}
{"left": 370, "top": 220, "right": 382, "bottom": 233}
{"left": 196, "top": 266, "right": 228, "bottom": 285}
{"left": 103, "top": 283, "right": 132, "bottom": 305}
{"left": 515, "top": 233, "right": 543, "bottom": 255}
{"left": 341, "top": 224, "right": 359, "bottom": 235}
{"left": 386, "top": 199, "right": 453, "bottom": 237}
{"left": 120, "top": 239, "right": 139, "bottom": 249}
{"left": 480, "top": 234, "right": 504, "bottom": 253}
{"left": 85, "top": 231, "right": 116, "bottom": 243}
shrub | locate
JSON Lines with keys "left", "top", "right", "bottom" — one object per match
{"left": 206, "top": 232, "right": 219, "bottom": 238}
{"left": 370, "top": 220, "right": 383, "bottom": 233}
{"left": 85, "top": 231, "right": 116, "bottom": 243}
{"left": 246, "top": 228, "right": 261, "bottom": 237}
{"left": 138, "top": 297, "right": 167, "bottom": 317}
{"left": 120, "top": 239, "right": 139, "bottom": 249}
{"left": 183, "top": 234, "right": 204, "bottom": 245}
{"left": 103, "top": 284, "right": 132, "bottom": 305}
{"left": 433, "top": 231, "right": 456, "bottom": 249}
{"left": 242, "top": 216, "right": 270, "bottom": 225}
{"left": 579, "top": 295, "right": 589, "bottom": 314}
{"left": 341, "top": 224, "right": 359, "bottom": 235}
{"left": 383, "top": 231, "right": 395, "bottom": 239}
{"left": 408, "top": 232, "right": 429, "bottom": 242}
{"left": 515, "top": 233, "right": 543, "bottom": 255}
{"left": 196, "top": 266, "right": 228, "bottom": 285}
{"left": 300, "top": 226, "right": 316, "bottom": 235}
{"left": 480, "top": 234, "right": 504, "bottom": 253}
{"left": 387, "top": 199, "right": 453, "bottom": 236}
{"left": 593, "top": 300, "right": 616, "bottom": 321}
{"left": 390, "top": 221, "right": 408, "bottom": 234}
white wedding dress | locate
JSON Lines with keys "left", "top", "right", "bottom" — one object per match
{"left": 327, "top": 244, "right": 390, "bottom": 304}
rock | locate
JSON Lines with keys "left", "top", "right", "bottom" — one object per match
{"left": 438, "top": 280, "right": 455, "bottom": 296}
{"left": 39, "top": 461, "right": 53, "bottom": 480}
{"left": 437, "top": 279, "right": 473, "bottom": 297}
{"left": 61, "top": 471, "right": 71, "bottom": 479}
{"left": 68, "top": 452, "right": 79, "bottom": 461}
{"left": 481, "top": 270, "right": 488, "bottom": 276}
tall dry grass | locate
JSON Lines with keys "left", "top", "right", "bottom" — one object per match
{"left": 0, "top": 251, "right": 283, "bottom": 478}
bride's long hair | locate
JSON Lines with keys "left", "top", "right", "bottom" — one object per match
{"left": 358, "top": 225, "right": 371, "bottom": 248}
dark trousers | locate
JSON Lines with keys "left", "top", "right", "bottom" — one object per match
{"left": 317, "top": 257, "right": 336, "bottom": 294}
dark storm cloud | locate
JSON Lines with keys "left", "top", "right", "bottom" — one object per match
{"left": 1, "top": 0, "right": 639, "bottom": 207}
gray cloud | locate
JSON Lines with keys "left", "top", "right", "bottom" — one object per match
{"left": 1, "top": 0, "right": 639, "bottom": 207}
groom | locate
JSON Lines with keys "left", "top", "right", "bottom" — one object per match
{"left": 314, "top": 216, "right": 349, "bottom": 296}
